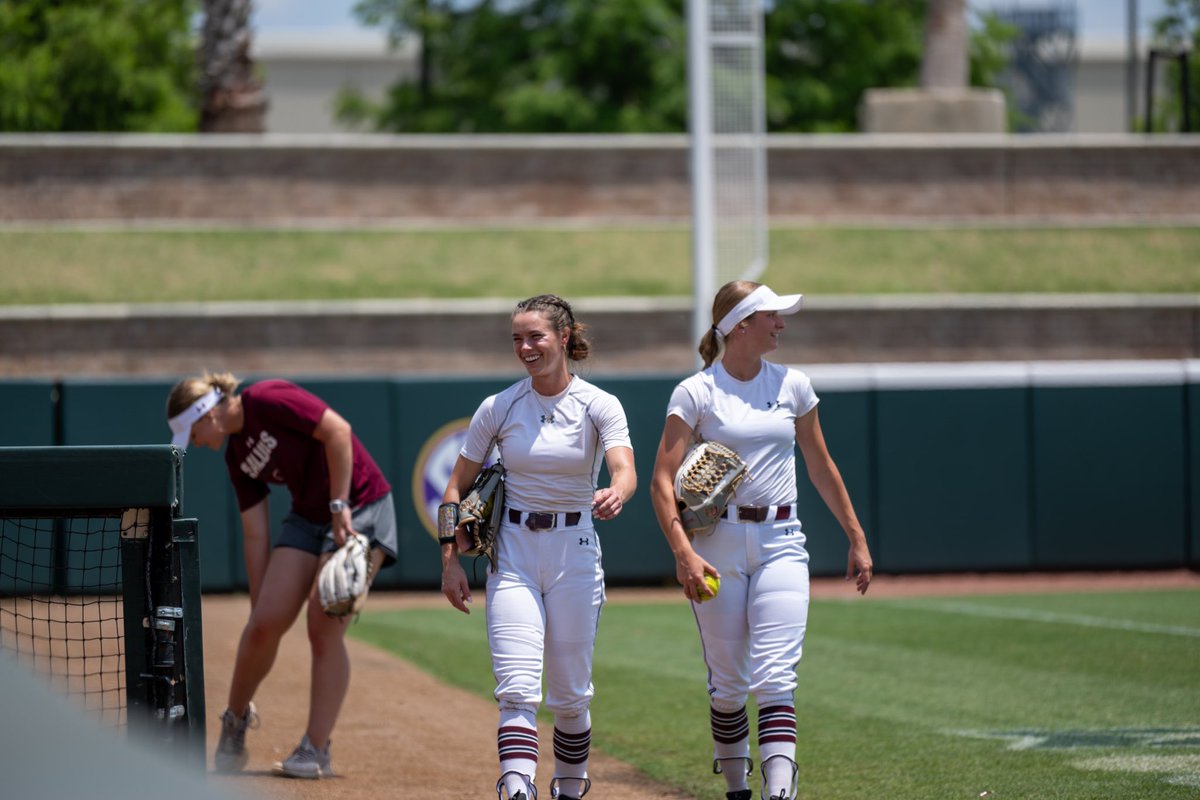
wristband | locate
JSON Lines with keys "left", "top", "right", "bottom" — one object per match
{"left": 437, "top": 502, "right": 460, "bottom": 544}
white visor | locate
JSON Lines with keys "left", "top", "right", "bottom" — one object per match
{"left": 167, "top": 388, "right": 223, "bottom": 451}
{"left": 716, "top": 285, "right": 804, "bottom": 336}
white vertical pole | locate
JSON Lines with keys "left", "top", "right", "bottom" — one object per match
{"left": 750, "top": 0, "right": 768, "bottom": 281}
{"left": 689, "top": 0, "right": 715, "bottom": 369}
{"left": 1126, "top": 0, "right": 1139, "bottom": 131}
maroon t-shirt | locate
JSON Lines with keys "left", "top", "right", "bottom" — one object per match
{"left": 224, "top": 380, "right": 391, "bottom": 524}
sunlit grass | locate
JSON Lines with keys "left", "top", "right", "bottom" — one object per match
{"left": 352, "top": 588, "right": 1200, "bottom": 800}
{"left": 0, "top": 225, "right": 1196, "bottom": 304}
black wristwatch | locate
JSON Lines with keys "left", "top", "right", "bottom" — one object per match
{"left": 329, "top": 499, "right": 349, "bottom": 514}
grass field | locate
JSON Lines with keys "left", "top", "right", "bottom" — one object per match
{"left": 1, "top": 226, "right": 1199, "bottom": 304}
{"left": 352, "top": 589, "right": 1200, "bottom": 800}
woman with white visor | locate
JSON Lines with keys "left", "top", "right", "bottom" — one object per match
{"left": 650, "top": 282, "right": 873, "bottom": 800}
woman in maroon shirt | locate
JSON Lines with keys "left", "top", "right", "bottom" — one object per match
{"left": 166, "top": 372, "right": 397, "bottom": 780}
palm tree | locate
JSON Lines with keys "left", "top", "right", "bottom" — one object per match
{"left": 199, "top": 0, "right": 268, "bottom": 132}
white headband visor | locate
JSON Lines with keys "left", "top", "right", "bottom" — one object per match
{"left": 716, "top": 286, "right": 804, "bottom": 336}
{"left": 167, "top": 388, "right": 223, "bottom": 450}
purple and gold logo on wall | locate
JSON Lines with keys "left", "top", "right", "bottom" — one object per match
{"left": 412, "top": 418, "right": 498, "bottom": 540}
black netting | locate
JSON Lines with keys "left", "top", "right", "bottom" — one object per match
{"left": 0, "top": 512, "right": 127, "bottom": 727}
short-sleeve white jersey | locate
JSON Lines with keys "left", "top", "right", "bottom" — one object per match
{"left": 461, "top": 376, "right": 632, "bottom": 513}
{"left": 666, "top": 360, "right": 819, "bottom": 507}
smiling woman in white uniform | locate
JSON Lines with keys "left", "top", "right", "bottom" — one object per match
{"left": 440, "top": 294, "right": 637, "bottom": 800}
{"left": 650, "top": 281, "right": 873, "bottom": 800}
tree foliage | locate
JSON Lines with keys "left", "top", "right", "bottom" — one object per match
{"left": 0, "top": 0, "right": 198, "bottom": 132}
{"left": 764, "top": 0, "right": 926, "bottom": 132}
{"left": 342, "top": 0, "right": 688, "bottom": 133}
{"left": 1149, "top": 0, "right": 1199, "bottom": 132}
{"left": 341, "top": 0, "right": 1010, "bottom": 134}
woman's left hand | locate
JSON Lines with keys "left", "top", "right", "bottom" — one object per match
{"left": 847, "top": 541, "right": 873, "bottom": 595}
{"left": 591, "top": 487, "right": 624, "bottom": 521}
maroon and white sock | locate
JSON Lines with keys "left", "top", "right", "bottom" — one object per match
{"left": 710, "top": 704, "right": 751, "bottom": 792}
{"left": 758, "top": 704, "right": 797, "bottom": 797}
{"left": 552, "top": 710, "right": 591, "bottom": 797}
{"left": 497, "top": 708, "right": 538, "bottom": 798}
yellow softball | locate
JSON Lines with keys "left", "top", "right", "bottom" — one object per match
{"left": 697, "top": 573, "right": 720, "bottom": 602}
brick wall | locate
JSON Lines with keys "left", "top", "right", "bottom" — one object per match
{"left": 2, "top": 133, "right": 1198, "bottom": 223}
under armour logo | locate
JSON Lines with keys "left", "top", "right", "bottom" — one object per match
{"left": 579, "top": 537, "right": 589, "bottom": 546}
{"left": 765, "top": 400, "right": 781, "bottom": 410}
{"left": 540, "top": 414, "right": 556, "bottom": 424}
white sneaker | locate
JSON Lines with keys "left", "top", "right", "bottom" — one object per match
{"left": 273, "top": 734, "right": 334, "bottom": 779}
{"left": 213, "top": 702, "right": 259, "bottom": 773}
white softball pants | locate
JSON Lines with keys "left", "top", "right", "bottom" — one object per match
{"left": 487, "top": 520, "right": 605, "bottom": 717}
{"left": 690, "top": 516, "right": 811, "bottom": 709}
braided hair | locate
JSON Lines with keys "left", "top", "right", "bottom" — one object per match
{"left": 513, "top": 294, "right": 591, "bottom": 362}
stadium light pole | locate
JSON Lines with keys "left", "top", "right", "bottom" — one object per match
{"left": 689, "top": 0, "right": 716, "bottom": 370}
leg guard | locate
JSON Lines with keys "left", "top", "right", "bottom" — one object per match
{"left": 548, "top": 775, "right": 591, "bottom": 799}
{"left": 760, "top": 755, "right": 798, "bottom": 800}
{"left": 497, "top": 770, "right": 537, "bottom": 800}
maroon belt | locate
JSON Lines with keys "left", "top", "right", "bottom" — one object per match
{"left": 729, "top": 504, "right": 792, "bottom": 522}
{"left": 507, "top": 509, "right": 584, "bottom": 531}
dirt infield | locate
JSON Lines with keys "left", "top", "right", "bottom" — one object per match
{"left": 202, "top": 593, "right": 694, "bottom": 800}
{"left": 203, "top": 570, "right": 1199, "bottom": 800}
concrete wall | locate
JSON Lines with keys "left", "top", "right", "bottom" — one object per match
{"left": 2, "top": 296, "right": 1197, "bottom": 380}
{"left": 2, "top": 133, "right": 1198, "bottom": 224}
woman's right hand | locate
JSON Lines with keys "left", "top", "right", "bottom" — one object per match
{"left": 441, "top": 559, "right": 473, "bottom": 614}
{"left": 675, "top": 547, "right": 718, "bottom": 603}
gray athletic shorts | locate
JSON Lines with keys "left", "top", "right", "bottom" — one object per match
{"left": 277, "top": 492, "right": 398, "bottom": 568}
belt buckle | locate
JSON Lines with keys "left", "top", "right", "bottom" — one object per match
{"left": 525, "top": 512, "right": 554, "bottom": 531}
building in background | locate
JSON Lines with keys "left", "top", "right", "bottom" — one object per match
{"left": 254, "top": 32, "right": 417, "bottom": 134}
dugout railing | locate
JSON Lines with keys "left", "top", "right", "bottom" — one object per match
{"left": 0, "top": 445, "right": 205, "bottom": 769}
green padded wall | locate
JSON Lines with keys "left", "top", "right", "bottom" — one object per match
{"left": 0, "top": 381, "right": 55, "bottom": 446}
{"left": 793, "top": 390, "right": 874, "bottom": 577}
{"left": 391, "top": 376, "right": 515, "bottom": 588}
{"left": 1031, "top": 385, "right": 1187, "bottom": 568}
{"left": 7, "top": 359, "right": 1193, "bottom": 590}
{"left": 1187, "top": 378, "right": 1199, "bottom": 567}
{"left": 875, "top": 387, "right": 1032, "bottom": 572}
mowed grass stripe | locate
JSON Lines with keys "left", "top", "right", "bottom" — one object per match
{"left": 878, "top": 598, "right": 1200, "bottom": 638}
{"left": 3, "top": 226, "right": 1200, "bottom": 303}
{"left": 352, "top": 589, "right": 1200, "bottom": 799}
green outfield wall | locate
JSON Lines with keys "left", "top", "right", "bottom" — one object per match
{"left": 1, "top": 361, "right": 1194, "bottom": 590}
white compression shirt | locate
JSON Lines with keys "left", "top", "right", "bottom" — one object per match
{"left": 461, "top": 376, "right": 632, "bottom": 513}
{"left": 666, "top": 360, "right": 819, "bottom": 508}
